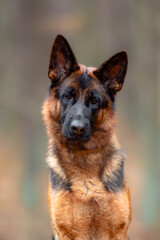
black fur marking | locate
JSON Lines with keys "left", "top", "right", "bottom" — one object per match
{"left": 101, "top": 99, "right": 109, "bottom": 109}
{"left": 79, "top": 68, "right": 91, "bottom": 90}
{"left": 61, "top": 86, "right": 76, "bottom": 99}
{"left": 49, "top": 79, "right": 60, "bottom": 89}
{"left": 54, "top": 88, "right": 60, "bottom": 99}
{"left": 102, "top": 160, "right": 125, "bottom": 193}
{"left": 50, "top": 168, "right": 71, "bottom": 191}
{"left": 107, "top": 88, "right": 115, "bottom": 102}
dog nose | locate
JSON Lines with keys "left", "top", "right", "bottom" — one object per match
{"left": 70, "top": 120, "right": 86, "bottom": 135}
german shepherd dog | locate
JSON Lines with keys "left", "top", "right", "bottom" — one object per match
{"left": 42, "top": 35, "right": 131, "bottom": 240}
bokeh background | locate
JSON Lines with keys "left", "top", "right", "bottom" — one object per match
{"left": 0, "top": 0, "right": 160, "bottom": 239}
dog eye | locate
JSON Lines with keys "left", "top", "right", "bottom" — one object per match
{"left": 64, "top": 94, "right": 72, "bottom": 100}
{"left": 91, "top": 97, "right": 99, "bottom": 104}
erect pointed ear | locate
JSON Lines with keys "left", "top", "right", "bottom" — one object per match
{"left": 93, "top": 51, "right": 128, "bottom": 95}
{"left": 48, "top": 34, "right": 79, "bottom": 85}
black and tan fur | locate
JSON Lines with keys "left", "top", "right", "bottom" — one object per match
{"left": 42, "top": 35, "right": 131, "bottom": 240}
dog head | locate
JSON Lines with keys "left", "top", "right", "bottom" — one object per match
{"left": 42, "top": 35, "right": 128, "bottom": 148}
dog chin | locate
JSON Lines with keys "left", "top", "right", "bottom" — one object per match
{"left": 62, "top": 132, "right": 90, "bottom": 142}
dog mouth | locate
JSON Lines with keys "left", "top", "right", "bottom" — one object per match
{"left": 62, "top": 131, "right": 90, "bottom": 142}
{"left": 62, "top": 126, "right": 91, "bottom": 142}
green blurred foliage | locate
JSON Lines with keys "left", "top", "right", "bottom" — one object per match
{"left": 0, "top": 0, "right": 160, "bottom": 239}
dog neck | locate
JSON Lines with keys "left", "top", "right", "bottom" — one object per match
{"left": 47, "top": 131, "right": 122, "bottom": 181}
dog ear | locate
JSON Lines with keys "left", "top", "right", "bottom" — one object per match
{"left": 48, "top": 34, "right": 79, "bottom": 85}
{"left": 93, "top": 51, "right": 128, "bottom": 95}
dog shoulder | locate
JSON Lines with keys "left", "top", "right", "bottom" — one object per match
{"left": 101, "top": 150, "right": 126, "bottom": 193}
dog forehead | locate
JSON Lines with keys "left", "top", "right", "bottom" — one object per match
{"left": 60, "top": 64, "right": 100, "bottom": 93}
{"left": 78, "top": 64, "right": 97, "bottom": 90}
{"left": 79, "top": 68, "right": 91, "bottom": 90}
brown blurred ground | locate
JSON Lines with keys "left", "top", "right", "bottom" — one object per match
{"left": 0, "top": 0, "right": 160, "bottom": 239}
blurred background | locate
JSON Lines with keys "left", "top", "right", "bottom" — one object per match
{"left": 0, "top": 0, "right": 160, "bottom": 239}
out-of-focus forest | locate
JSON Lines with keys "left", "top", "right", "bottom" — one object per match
{"left": 0, "top": 0, "right": 160, "bottom": 239}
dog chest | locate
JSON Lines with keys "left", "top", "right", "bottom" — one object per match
{"left": 49, "top": 179, "right": 131, "bottom": 239}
